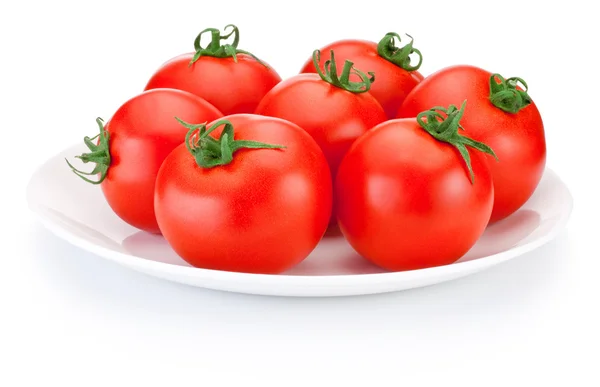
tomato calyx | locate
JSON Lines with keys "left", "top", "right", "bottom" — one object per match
{"left": 489, "top": 73, "right": 532, "bottom": 114}
{"left": 376, "top": 32, "right": 423, "bottom": 72}
{"left": 65, "top": 117, "right": 111, "bottom": 184}
{"left": 416, "top": 100, "right": 498, "bottom": 183}
{"left": 312, "top": 49, "right": 375, "bottom": 93}
{"left": 189, "top": 24, "right": 267, "bottom": 67}
{"left": 176, "top": 118, "right": 285, "bottom": 168}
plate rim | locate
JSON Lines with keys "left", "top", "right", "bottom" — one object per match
{"left": 26, "top": 144, "right": 574, "bottom": 286}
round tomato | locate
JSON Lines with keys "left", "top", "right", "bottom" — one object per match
{"left": 336, "top": 102, "right": 495, "bottom": 271}
{"left": 397, "top": 65, "right": 546, "bottom": 223}
{"left": 144, "top": 25, "right": 281, "bottom": 115}
{"left": 256, "top": 49, "right": 387, "bottom": 226}
{"left": 66, "top": 88, "right": 223, "bottom": 234}
{"left": 154, "top": 114, "right": 332, "bottom": 274}
{"left": 300, "top": 32, "right": 423, "bottom": 118}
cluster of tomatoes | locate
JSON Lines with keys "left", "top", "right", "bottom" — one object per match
{"left": 67, "top": 25, "right": 546, "bottom": 274}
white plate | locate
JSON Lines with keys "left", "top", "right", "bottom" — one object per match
{"left": 27, "top": 143, "right": 573, "bottom": 297}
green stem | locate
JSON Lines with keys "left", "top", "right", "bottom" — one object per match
{"left": 489, "top": 73, "right": 532, "bottom": 113}
{"left": 312, "top": 49, "right": 375, "bottom": 93}
{"left": 376, "top": 32, "right": 423, "bottom": 71}
{"left": 175, "top": 118, "right": 285, "bottom": 168}
{"left": 189, "top": 24, "right": 267, "bottom": 67}
{"left": 65, "top": 117, "right": 111, "bottom": 184}
{"left": 416, "top": 101, "right": 498, "bottom": 184}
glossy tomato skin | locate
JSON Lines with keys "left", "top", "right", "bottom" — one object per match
{"left": 154, "top": 114, "right": 332, "bottom": 274}
{"left": 300, "top": 40, "right": 422, "bottom": 118}
{"left": 397, "top": 65, "right": 546, "bottom": 223}
{"left": 144, "top": 54, "right": 282, "bottom": 115}
{"left": 255, "top": 73, "right": 387, "bottom": 225}
{"left": 335, "top": 119, "right": 494, "bottom": 271}
{"left": 102, "top": 88, "right": 223, "bottom": 234}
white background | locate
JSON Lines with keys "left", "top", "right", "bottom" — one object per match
{"left": 1, "top": 0, "right": 598, "bottom": 385}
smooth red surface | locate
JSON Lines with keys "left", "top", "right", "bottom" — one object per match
{"left": 300, "top": 40, "right": 422, "bottom": 118}
{"left": 145, "top": 54, "right": 281, "bottom": 115}
{"left": 101, "top": 89, "right": 223, "bottom": 234}
{"left": 154, "top": 114, "right": 332, "bottom": 274}
{"left": 255, "top": 73, "right": 387, "bottom": 224}
{"left": 335, "top": 118, "right": 494, "bottom": 272}
{"left": 397, "top": 65, "right": 546, "bottom": 223}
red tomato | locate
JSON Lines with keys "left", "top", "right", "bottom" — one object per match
{"left": 145, "top": 25, "right": 281, "bottom": 115}
{"left": 256, "top": 50, "right": 387, "bottom": 225}
{"left": 154, "top": 114, "right": 332, "bottom": 274}
{"left": 300, "top": 32, "right": 423, "bottom": 118}
{"left": 66, "top": 89, "right": 223, "bottom": 234}
{"left": 336, "top": 102, "right": 495, "bottom": 271}
{"left": 397, "top": 65, "right": 546, "bottom": 223}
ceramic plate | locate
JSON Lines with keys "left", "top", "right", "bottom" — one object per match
{"left": 27, "top": 143, "right": 573, "bottom": 297}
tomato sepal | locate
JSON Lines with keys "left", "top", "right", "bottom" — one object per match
{"left": 312, "top": 49, "right": 375, "bottom": 93}
{"left": 416, "top": 100, "right": 498, "bottom": 183}
{"left": 189, "top": 24, "right": 267, "bottom": 67}
{"left": 376, "top": 32, "right": 423, "bottom": 71}
{"left": 489, "top": 73, "right": 532, "bottom": 114}
{"left": 176, "top": 117, "right": 285, "bottom": 168}
{"left": 65, "top": 117, "right": 111, "bottom": 185}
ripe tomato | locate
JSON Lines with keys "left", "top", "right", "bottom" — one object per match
{"left": 66, "top": 89, "right": 223, "bottom": 234}
{"left": 256, "top": 50, "right": 387, "bottom": 225}
{"left": 336, "top": 102, "right": 495, "bottom": 271}
{"left": 145, "top": 25, "right": 281, "bottom": 115}
{"left": 397, "top": 65, "right": 546, "bottom": 223}
{"left": 154, "top": 114, "right": 332, "bottom": 274}
{"left": 300, "top": 32, "right": 423, "bottom": 118}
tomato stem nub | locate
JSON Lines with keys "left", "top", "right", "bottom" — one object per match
{"left": 416, "top": 101, "right": 498, "bottom": 184}
{"left": 176, "top": 118, "right": 286, "bottom": 168}
{"left": 188, "top": 24, "right": 267, "bottom": 67}
{"left": 65, "top": 117, "right": 111, "bottom": 185}
{"left": 489, "top": 73, "right": 532, "bottom": 113}
{"left": 312, "top": 49, "right": 375, "bottom": 93}
{"left": 376, "top": 32, "right": 423, "bottom": 71}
